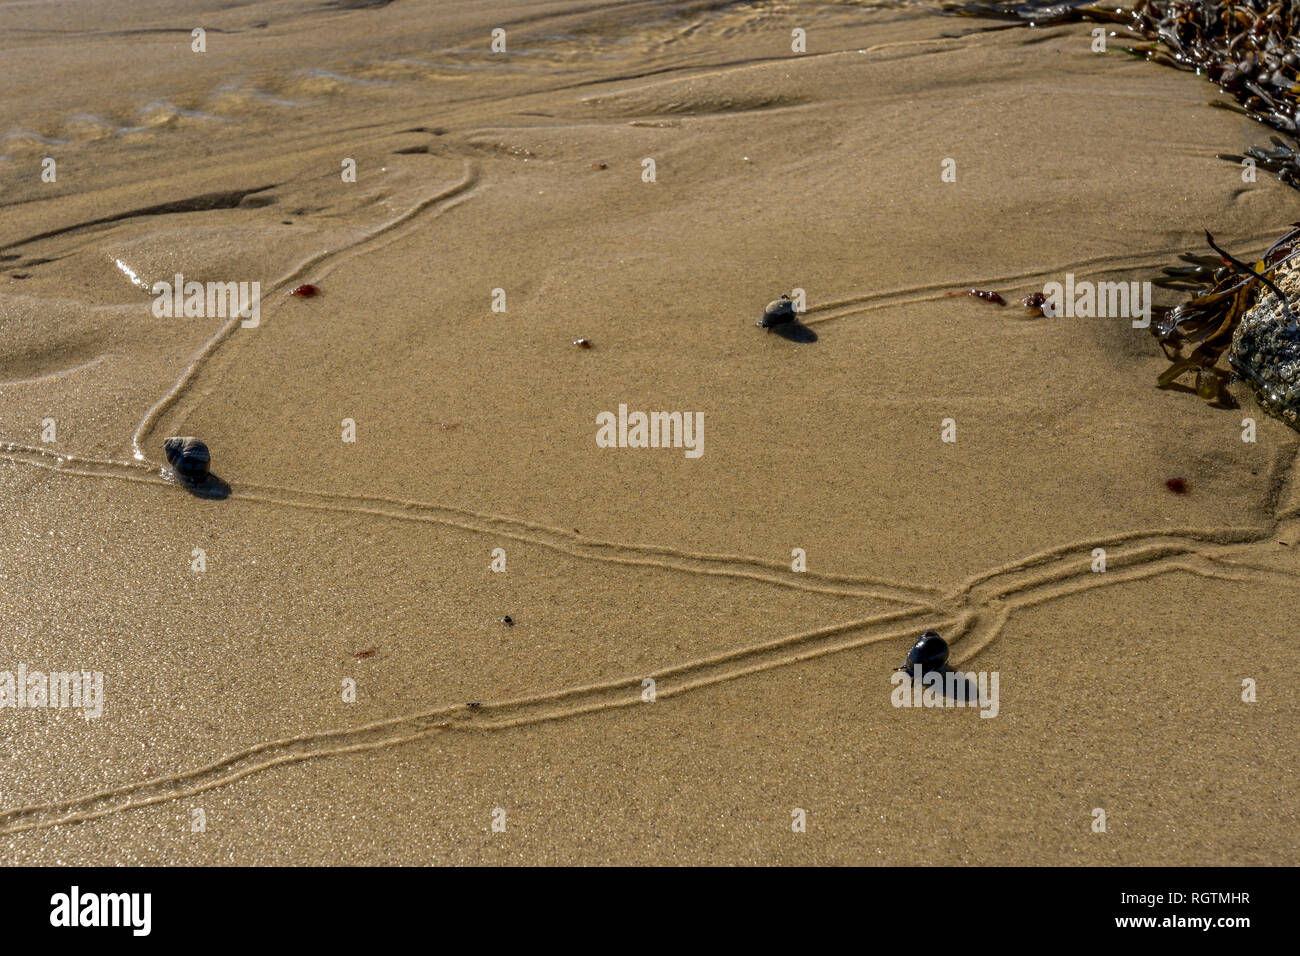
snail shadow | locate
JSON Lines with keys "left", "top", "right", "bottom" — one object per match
{"left": 899, "top": 666, "right": 982, "bottom": 704}
{"left": 938, "top": 668, "right": 980, "bottom": 704}
{"left": 180, "top": 472, "right": 231, "bottom": 500}
{"left": 770, "top": 321, "right": 817, "bottom": 343}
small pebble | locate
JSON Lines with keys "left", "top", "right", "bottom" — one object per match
{"left": 573, "top": 338, "right": 593, "bottom": 349}
{"left": 501, "top": 615, "right": 514, "bottom": 625}
{"left": 289, "top": 284, "right": 320, "bottom": 298}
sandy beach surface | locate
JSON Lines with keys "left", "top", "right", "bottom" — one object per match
{"left": 1, "top": 0, "right": 1296, "bottom": 864}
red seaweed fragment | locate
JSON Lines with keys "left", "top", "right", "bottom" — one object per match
{"left": 289, "top": 284, "right": 320, "bottom": 298}
{"left": 946, "top": 288, "right": 1007, "bottom": 306}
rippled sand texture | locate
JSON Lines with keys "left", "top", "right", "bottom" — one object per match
{"left": 1, "top": 0, "right": 1297, "bottom": 864}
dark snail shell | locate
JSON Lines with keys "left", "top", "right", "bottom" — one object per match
{"left": 757, "top": 295, "right": 797, "bottom": 328}
{"left": 164, "top": 436, "right": 210, "bottom": 481}
{"left": 904, "top": 630, "right": 949, "bottom": 673}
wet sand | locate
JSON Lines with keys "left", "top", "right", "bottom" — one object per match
{"left": 0, "top": 0, "right": 1296, "bottom": 864}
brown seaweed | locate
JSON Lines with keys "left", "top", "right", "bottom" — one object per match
{"left": 947, "top": 1, "right": 1300, "bottom": 409}
{"left": 1152, "top": 225, "right": 1300, "bottom": 405}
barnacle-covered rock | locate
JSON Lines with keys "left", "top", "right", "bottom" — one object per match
{"left": 1228, "top": 264, "right": 1300, "bottom": 429}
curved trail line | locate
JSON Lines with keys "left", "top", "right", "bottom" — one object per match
{"left": 130, "top": 161, "right": 481, "bottom": 461}
{"left": 0, "top": 448, "right": 935, "bottom": 605}
{"left": 234, "top": 479, "right": 939, "bottom": 605}
{"left": 0, "top": 606, "right": 946, "bottom": 836}
{"left": 801, "top": 229, "right": 1294, "bottom": 327}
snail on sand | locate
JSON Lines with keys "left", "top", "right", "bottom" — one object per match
{"left": 163, "top": 436, "right": 211, "bottom": 483}
{"left": 756, "top": 295, "right": 797, "bottom": 330}
{"left": 895, "top": 629, "right": 949, "bottom": 675}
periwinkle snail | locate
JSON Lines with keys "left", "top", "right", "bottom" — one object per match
{"left": 896, "top": 629, "right": 949, "bottom": 675}
{"left": 756, "top": 294, "right": 796, "bottom": 330}
{"left": 163, "top": 436, "right": 211, "bottom": 482}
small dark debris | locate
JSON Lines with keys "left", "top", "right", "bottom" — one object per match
{"left": 290, "top": 283, "right": 320, "bottom": 298}
{"left": 573, "top": 338, "right": 593, "bottom": 348}
{"left": 947, "top": 288, "right": 1007, "bottom": 306}
{"left": 1165, "top": 477, "right": 1189, "bottom": 494}
{"left": 501, "top": 615, "right": 513, "bottom": 625}
{"left": 354, "top": 648, "right": 376, "bottom": 659}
